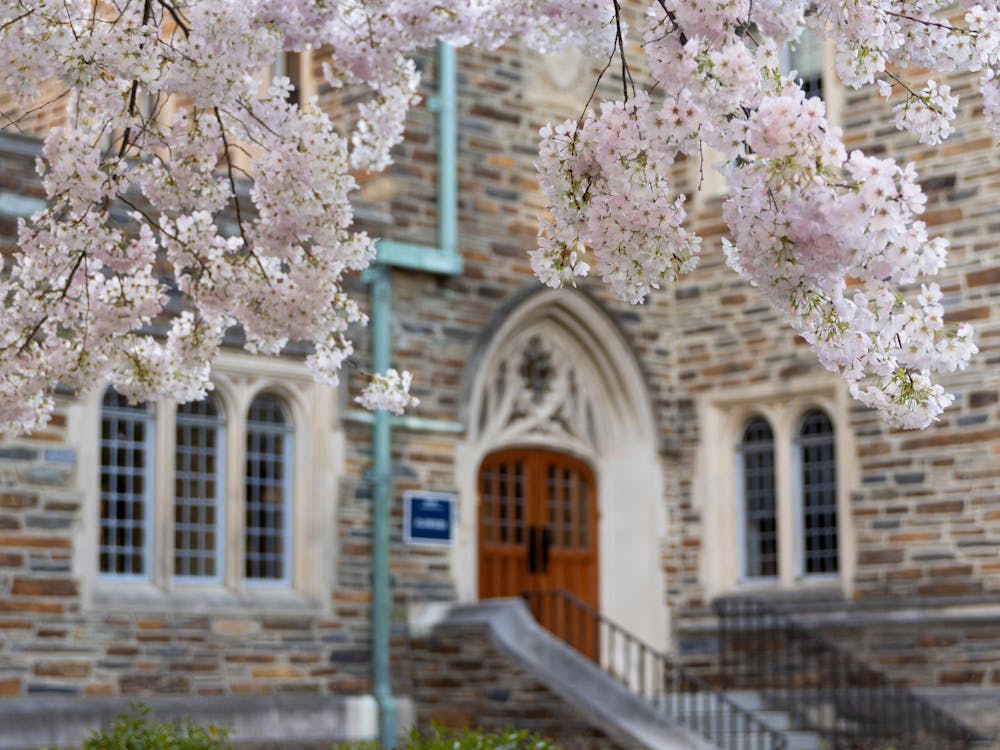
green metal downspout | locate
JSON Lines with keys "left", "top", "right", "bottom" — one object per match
{"left": 434, "top": 42, "right": 458, "bottom": 260}
{"left": 370, "top": 264, "right": 395, "bottom": 747}
{"left": 368, "top": 42, "right": 462, "bottom": 749}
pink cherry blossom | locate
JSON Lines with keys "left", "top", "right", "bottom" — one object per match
{"left": 0, "top": 0, "right": 994, "bottom": 431}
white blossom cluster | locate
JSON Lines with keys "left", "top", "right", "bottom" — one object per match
{"left": 533, "top": 0, "right": 995, "bottom": 428}
{"left": 533, "top": 93, "right": 701, "bottom": 304}
{"left": 355, "top": 369, "right": 419, "bottom": 415}
{"left": 0, "top": 0, "right": 611, "bottom": 432}
{"left": 723, "top": 82, "right": 976, "bottom": 427}
{"left": 0, "top": 0, "right": 997, "bottom": 431}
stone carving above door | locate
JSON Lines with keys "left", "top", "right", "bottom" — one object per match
{"left": 476, "top": 327, "right": 600, "bottom": 455}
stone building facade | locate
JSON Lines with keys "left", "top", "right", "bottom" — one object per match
{"left": 0, "top": 16, "right": 999, "bottom": 748}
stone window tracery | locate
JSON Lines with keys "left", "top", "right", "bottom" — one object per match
{"left": 99, "top": 390, "right": 153, "bottom": 578}
{"left": 798, "top": 409, "right": 839, "bottom": 576}
{"left": 100, "top": 388, "right": 294, "bottom": 585}
{"left": 174, "top": 396, "right": 225, "bottom": 580}
{"left": 739, "top": 416, "right": 778, "bottom": 579}
{"left": 245, "top": 395, "right": 293, "bottom": 583}
{"left": 725, "top": 397, "right": 844, "bottom": 588}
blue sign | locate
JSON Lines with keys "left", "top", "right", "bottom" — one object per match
{"left": 404, "top": 492, "right": 455, "bottom": 546}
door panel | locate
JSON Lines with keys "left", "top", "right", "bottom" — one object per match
{"left": 478, "top": 456, "right": 529, "bottom": 602}
{"left": 478, "top": 449, "right": 598, "bottom": 658}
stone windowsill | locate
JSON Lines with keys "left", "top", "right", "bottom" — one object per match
{"left": 89, "top": 580, "right": 324, "bottom": 616}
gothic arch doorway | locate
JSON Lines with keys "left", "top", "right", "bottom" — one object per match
{"left": 454, "top": 288, "right": 669, "bottom": 650}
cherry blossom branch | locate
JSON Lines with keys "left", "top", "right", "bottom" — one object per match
{"left": 880, "top": 8, "right": 968, "bottom": 35}
{"left": 611, "top": 0, "right": 634, "bottom": 102}
{"left": 157, "top": 0, "right": 190, "bottom": 37}
{"left": 0, "top": 0, "right": 987, "bottom": 432}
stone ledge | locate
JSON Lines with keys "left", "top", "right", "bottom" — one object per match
{"left": 0, "top": 694, "right": 409, "bottom": 750}
{"left": 87, "top": 581, "right": 326, "bottom": 616}
{"left": 679, "top": 594, "right": 1000, "bottom": 633}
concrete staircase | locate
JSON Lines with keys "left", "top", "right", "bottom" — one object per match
{"left": 409, "top": 596, "right": 991, "bottom": 750}
{"left": 410, "top": 597, "right": 797, "bottom": 749}
{"left": 409, "top": 598, "right": 719, "bottom": 749}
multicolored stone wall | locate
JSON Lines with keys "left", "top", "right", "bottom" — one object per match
{"left": 1, "top": 17, "right": 1000, "bottom": 713}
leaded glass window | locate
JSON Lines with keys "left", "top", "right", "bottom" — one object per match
{"left": 479, "top": 459, "right": 525, "bottom": 545}
{"left": 785, "top": 28, "right": 824, "bottom": 99}
{"left": 799, "top": 409, "right": 839, "bottom": 575}
{"left": 245, "top": 395, "right": 292, "bottom": 582}
{"left": 100, "top": 389, "right": 153, "bottom": 577}
{"left": 174, "top": 396, "right": 224, "bottom": 579}
{"left": 546, "top": 462, "right": 591, "bottom": 549}
{"left": 740, "top": 417, "right": 778, "bottom": 579}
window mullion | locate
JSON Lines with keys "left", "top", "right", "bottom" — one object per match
{"left": 774, "top": 422, "right": 797, "bottom": 588}
{"left": 284, "top": 429, "right": 294, "bottom": 586}
{"left": 734, "top": 448, "right": 747, "bottom": 581}
{"left": 156, "top": 399, "right": 175, "bottom": 589}
{"left": 228, "top": 410, "right": 247, "bottom": 592}
{"left": 174, "top": 398, "right": 225, "bottom": 583}
{"left": 791, "top": 432, "right": 806, "bottom": 582}
{"left": 737, "top": 417, "right": 778, "bottom": 581}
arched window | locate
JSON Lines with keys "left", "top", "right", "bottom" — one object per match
{"left": 271, "top": 51, "right": 302, "bottom": 106}
{"left": 798, "top": 409, "right": 839, "bottom": 575}
{"left": 739, "top": 417, "right": 778, "bottom": 579}
{"left": 174, "top": 396, "right": 225, "bottom": 580}
{"left": 784, "top": 27, "right": 824, "bottom": 99}
{"left": 99, "top": 389, "right": 154, "bottom": 577}
{"left": 245, "top": 394, "right": 293, "bottom": 582}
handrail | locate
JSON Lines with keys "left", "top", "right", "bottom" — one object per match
{"left": 714, "top": 596, "right": 988, "bottom": 750}
{"left": 522, "top": 589, "right": 788, "bottom": 750}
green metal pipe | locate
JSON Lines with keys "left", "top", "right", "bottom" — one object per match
{"left": 436, "top": 43, "right": 457, "bottom": 258}
{"left": 368, "top": 43, "right": 461, "bottom": 748}
{"left": 344, "top": 409, "right": 464, "bottom": 434}
{"left": 370, "top": 264, "right": 396, "bottom": 748}
{"left": 374, "top": 239, "right": 462, "bottom": 275}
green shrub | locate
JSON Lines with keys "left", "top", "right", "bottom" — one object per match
{"left": 82, "top": 704, "right": 230, "bottom": 750}
{"left": 336, "top": 725, "right": 558, "bottom": 750}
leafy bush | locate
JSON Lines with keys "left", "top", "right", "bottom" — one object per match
{"left": 82, "top": 704, "right": 230, "bottom": 750}
{"left": 336, "top": 725, "right": 558, "bottom": 750}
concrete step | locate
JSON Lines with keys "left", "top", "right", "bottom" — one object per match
{"left": 652, "top": 691, "right": 826, "bottom": 750}
{"left": 783, "top": 730, "right": 823, "bottom": 750}
{"left": 753, "top": 710, "right": 793, "bottom": 731}
{"left": 722, "top": 690, "right": 768, "bottom": 712}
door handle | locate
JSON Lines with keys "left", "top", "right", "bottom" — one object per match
{"left": 540, "top": 527, "right": 552, "bottom": 573}
{"left": 527, "top": 526, "right": 538, "bottom": 573}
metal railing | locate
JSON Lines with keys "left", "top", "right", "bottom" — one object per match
{"left": 714, "top": 596, "right": 988, "bottom": 750}
{"left": 522, "top": 589, "right": 788, "bottom": 750}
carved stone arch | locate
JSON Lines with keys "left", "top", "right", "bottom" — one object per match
{"left": 464, "top": 287, "right": 657, "bottom": 457}
{"left": 454, "top": 287, "right": 668, "bottom": 650}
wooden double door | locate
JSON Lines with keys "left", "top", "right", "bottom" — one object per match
{"left": 478, "top": 449, "right": 599, "bottom": 656}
